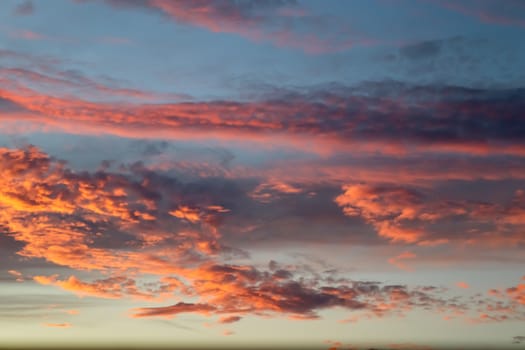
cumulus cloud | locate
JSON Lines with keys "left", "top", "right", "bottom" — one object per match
{"left": 0, "top": 144, "right": 523, "bottom": 324}
{"left": 335, "top": 183, "right": 525, "bottom": 247}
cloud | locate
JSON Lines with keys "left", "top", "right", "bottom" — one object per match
{"left": 335, "top": 184, "right": 525, "bottom": 247}
{"left": 433, "top": 0, "right": 525, "bottom": 28}
{"left": 0, "top": 145, "right": 235, "bottom": 275}
{"left": 2, "top": 80, "right": 525, "bottom": 158}
{"left": 513, "top": 336, "right": 525, "bottom": 344}
{"left": 74, "top": 0, "right": 371, "bottom": 54}
{"left": 42, "top": 322, "right": 72, "bottom": 328}
{"left": 0, "top": 66, "right": 190, "bottom": 103}
{"left": 335, "top": 184, "right": 426, "bottom": 244}
{"left": 388, "top": 252, "right": 417, "bottom": 271}
{"left": 399, "top": 39, "right": 443, "bottom": 60}
{"left": 33, "top": 275, "right": 152, "bottom": 300}
{"left": 466, "top": 276, "right": 525, "bottom": 323}
{"left": 13, "top": 1, "right": 34, "bottom": 16}
{"left": 505, "top": 276, "right": 525, "bottom": 305}
{"left": 456, "top": 282, "right": 470, "bottom": 289}
{"left": 218, "top": 315, "right": 242, "bottom": 324}
{"left": 132, "top": 302, "right": 216, "bottom": 318}
{"left": 8, "top": 29, "right": 48, "bottom": 41}
{"left": 1, "top": 142, "right": 523, "bottom": 287}
{"left": 0, "top": 145, "right": 523, "bottom": 324}
{"left": 250, "top": 180, "right": 303, "bottom": 203}
{"left": 130, "top": 262, "right": 467, "bottom": 321}
{"left": 7, "top": 270, "right": 24, "bottom": 282}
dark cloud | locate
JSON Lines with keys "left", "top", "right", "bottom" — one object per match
{"left": 4, "top": 78, "right": 525, "bottom": 157}
{"left": 132, "top": 261, "right": 464, "bottom": 321}
{"left": 513, "top": 336, "right": 525, "bottom": 344}
{"left": 13, "top": 0, "right": 34, "bottom": 15}
{"left": 390, "top": 36, "right": 524, "bottom": 87}
{"left": 132, "top": 302, "right": 216, "bottom": 318}
{"left": 399, "top": 39, "right": 443, "bottom": 60}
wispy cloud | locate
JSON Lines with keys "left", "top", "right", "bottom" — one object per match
{"left": 75, "top": 0, "right": 372, "bottom": 53}
{"left": 43, "top": 322, "right": 72, "bottom": 328}
{"left": 432, "top": 0, "right": 525, "bottom": 28}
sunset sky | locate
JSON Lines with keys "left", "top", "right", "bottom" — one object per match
{"left": 0, "top": 1, "right": 525, "bottom": 349}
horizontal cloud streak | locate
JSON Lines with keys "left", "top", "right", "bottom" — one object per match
{"left": 2, "top": 81, "right": 525, "bottom": 157}
{"left": 75, "top": 0, "right": 369, "bottom": 53}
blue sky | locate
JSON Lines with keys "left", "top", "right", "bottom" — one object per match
{"left": 0, "top": 1, "right": 525, "bottom": 349}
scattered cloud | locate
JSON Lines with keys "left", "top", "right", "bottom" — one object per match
{"left": 8, "top": 270, "right": 24, "bottom": 282}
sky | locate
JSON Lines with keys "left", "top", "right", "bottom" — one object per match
{"left": 0, "top": 0, "right": 524, "bottom": 349}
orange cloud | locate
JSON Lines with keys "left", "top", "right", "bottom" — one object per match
{"left": 218, "top": 315, "right": 242, "bottom": 324}
{"left": 0, "top": 145, "right": 522, "bottom": 325}
{"left": 335, "top": 184, "right": 425, "bottom": 244}
{"left": 456, "top": 282, "right": 470, "bottom": 289}
{"left": 169, "top": 206, "right": 201, "bottom": 223}
{"left": 335, "top": 184, "right": 525, "bottom": 247}
{"left": 250, "top": 180, "right": 303, "bottom": 203}
{"left": 34, "top": 275, "right": 136, "bottom": 299}
{"left": 506, "top": 279, "right": 525, "bottom": 305}
{"left": 465, "top": 277, "right": 525, "bottom": 323}
{"left": 43, "top": 323, "right": 72, "bottom": 328}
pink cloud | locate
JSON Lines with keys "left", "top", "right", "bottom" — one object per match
{"left": 76, "top": 0, "right": 372, "bottom": 54}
